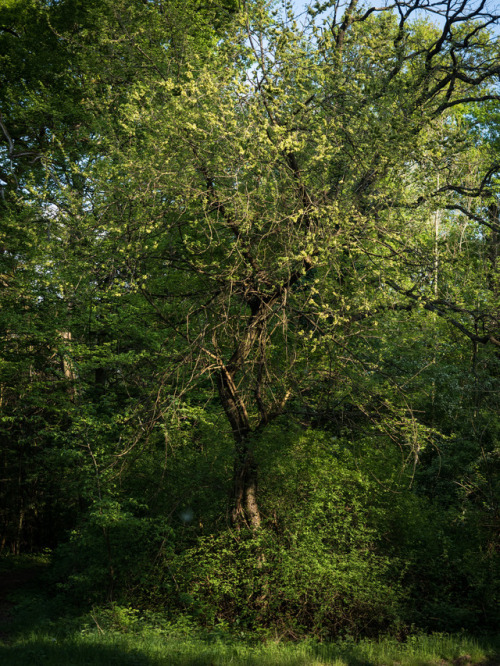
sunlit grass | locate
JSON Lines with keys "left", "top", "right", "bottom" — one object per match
{"left": 1, "top": 629, "right": 498, "bottom": 665}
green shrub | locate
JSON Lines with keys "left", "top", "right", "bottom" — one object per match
{"left": 53, "top": 500, "right": 175, "bottom": 604}
{"left": 168, "top": 428, "right": 404, "bottom": 638}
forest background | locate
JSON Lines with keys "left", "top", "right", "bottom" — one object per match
{"left": 0, "top": 0, "right": 499, "bottom": 658}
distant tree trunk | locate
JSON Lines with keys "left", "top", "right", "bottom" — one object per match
{"left": 487, "top": 203, "right": 499, "bottom": 297}
{"left": 58, "top": 329, "right": 77, "bottom": 400}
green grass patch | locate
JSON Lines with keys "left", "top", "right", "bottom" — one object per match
{"left": 1, "top": 627, "right": 498, "bottom": 665}
{"left": 0, "top": 552, "right": 50, "bottom": 573}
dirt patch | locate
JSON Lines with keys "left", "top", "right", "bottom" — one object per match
{"left": 443, "top": 657, "right": 500, "bottom": 666}
{"left": 451, "top": 656, "right": 473, "bottom": 666}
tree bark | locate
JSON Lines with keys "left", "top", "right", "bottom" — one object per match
{"left": 487, "top": 203, "right": 499, "bottom": 297}
{"left": 231, "top": 443, "right": 261, "bottom": 529}
{"left": 216, "top": 367, "right": 262, "bottom": 529}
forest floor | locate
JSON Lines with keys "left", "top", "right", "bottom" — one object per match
{"left": 0, "top": 555, "right": 498, "bottom": 666}
{"left": 0, "top": 556, "right": 48, "bottom": 642}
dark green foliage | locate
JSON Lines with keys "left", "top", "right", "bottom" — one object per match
{"left": 54, "top": 504, "right": 175, "bottom": 604}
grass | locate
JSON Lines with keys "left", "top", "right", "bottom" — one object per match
{"left": 1, "top": 630, "right": 499, "bottom": 666}
{"left": 0, "top": 555, "right": 498, "bottom": 665}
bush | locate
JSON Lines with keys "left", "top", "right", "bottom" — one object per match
{"left": 53, "top": 499, "right": 175, "bottom": 604}
{"left": 168, "top": 428, "right": 404, "bottom": 638}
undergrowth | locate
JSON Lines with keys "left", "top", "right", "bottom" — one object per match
{"left": 1, "top": 556, "right": 498, "bottom": 666}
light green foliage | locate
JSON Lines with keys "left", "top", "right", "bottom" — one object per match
{"left": 167, "top": 429, "right": 405, "bottom": 636}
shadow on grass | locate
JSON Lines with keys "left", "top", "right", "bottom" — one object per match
{"left": 0, "top": 639, "right": 156, "bottom": 666}
{"left": 0, "top": 637, "right": 382, "bottom": 666}
{"left": 308, "top": 644, "right": 378, "bottom": 666}
{"left": 0, "top": 640, "right": 235, "bottom": 666}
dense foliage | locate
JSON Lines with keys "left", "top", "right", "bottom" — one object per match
{"left": 1, "top": 0, "right": 499, "bottom": 640}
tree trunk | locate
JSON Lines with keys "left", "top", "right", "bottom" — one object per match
{"left": 231, "top": 442, "right": 261, "bottom": 529}
{"left": 216, "top": 367, "right": 262, "bottom": 529}
{"left": 487, "top": 203, "right": 499, "bottom": 297}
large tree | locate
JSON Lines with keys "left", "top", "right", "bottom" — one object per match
{"left": 42, "top": 0, "right": 499, "bottom": 529}
{"left": 2, "top": 0, "right": 500, "bottom": 537}
{"left": 1, "top": 0, "right": 499, "bottom": 634}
